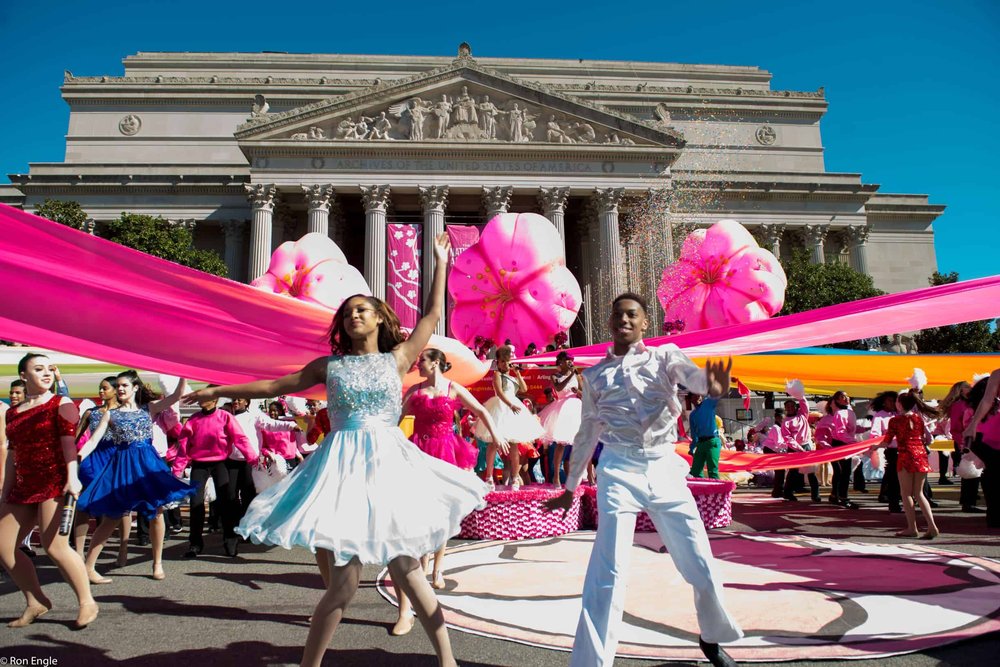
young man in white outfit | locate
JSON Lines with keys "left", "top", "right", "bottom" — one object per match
{"left": 545, "top": 293, "right": 742, "bottom": 667}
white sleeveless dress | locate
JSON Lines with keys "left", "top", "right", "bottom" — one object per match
{"left": 237, "top": 352, "right": 488, "bottom": 565}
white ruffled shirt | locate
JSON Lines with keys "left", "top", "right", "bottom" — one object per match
{"left": 566, "top": 341, "right": 707, "bottom": 492}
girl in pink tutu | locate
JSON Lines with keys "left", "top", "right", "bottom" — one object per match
{"left": 392, "top": 348, "right": 508, "bottom": 635}
{"left": 475, "top": 346, "right": 543, "bottom": 490}
{"left": 538, "top": 351, "right": 583, "bottom": 488}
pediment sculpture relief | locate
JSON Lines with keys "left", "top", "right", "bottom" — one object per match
{"left": 283, "top": 84, "right": 643, "bottom": 145}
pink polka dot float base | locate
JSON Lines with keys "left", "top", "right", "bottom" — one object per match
{"left": 459, "top": 479, "right": 734, "bottom": 540}
{"left": 378, "top": 533, "right": 1000, "bottom": 662}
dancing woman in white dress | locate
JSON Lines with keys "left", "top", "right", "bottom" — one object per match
{"left": 183, "top": 234, "right": 486, "bottom": 667}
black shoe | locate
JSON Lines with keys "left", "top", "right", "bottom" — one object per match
{"left": 855, "top": 488, "right": 869, "bottom": 494}
{"left": 889, "top": 506, "right": 904, "bottom": 514}
{"left": 699, "top": 637, "right": 737, "bottom": 667}
{"left": 938, "top": 477, "right": 954, "bottom": 485}
{"left": 811, "top": 495, "right": 823, "bottom": 503}
{"left": 782, "top": 494, "right": 798, "bottom": 502}
{"left": 223, "top": 538, "right": 239, "bottom": 558}
{"left": 841, "top": 500, "right": 860, "bottom": 509}
{"left": 182, "top": 545, "right": 202, "bottom": 559}
{"left": 928, "top": 500, "right": 940, "bottom": 508}
{"left": 828, "top": 496, "right": 840, "bottom": 505}
{"left": 878, "top": 495, "right": 888, "bottom": 503}
{"left": 18, "top": 544, "right": 37, "bottom": 559}
{"left": 770, "top": 491, "right": 783, "bottom": 499}
{"left": 168, "top": 526, "right": 183, "bottom": 535}
{"left": 962, "top": 506, "right": 986, "bottom": 513}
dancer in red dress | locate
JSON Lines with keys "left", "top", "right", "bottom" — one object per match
{"left": 881, "top": 391, "right": 940, "bottom": 539}
{"left": 0, "top": 353, "right": 98, "bottom": 628}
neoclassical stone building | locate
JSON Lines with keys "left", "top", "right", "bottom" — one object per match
{"left": 1, "top": 45, "right": 943, "bottom": 343}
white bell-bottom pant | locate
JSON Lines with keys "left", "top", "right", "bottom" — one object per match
{"left": 569, "top": 444, "right": 743, "bottom": 667}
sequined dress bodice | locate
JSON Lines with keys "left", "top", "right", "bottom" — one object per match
{"left": 107, "top": 407, "right": 154, "bottom": 446}
{"left": 498, "top": 372, "right": 519, "bottom": 402}
{"left": 410, "top": 393, "right": 462, "bottom": 439}
{"left": 88, "top": 407, "right": 105, "bottom": 434}
{"left": 326, "top": 353, "right": 402, "bottom": 430}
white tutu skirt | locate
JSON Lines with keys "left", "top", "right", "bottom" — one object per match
{"left": 475, "top": 396, "right": 545, "bottom": 443}
{"left": 237, "top": 421, "right": 488, "bottom": 566}
{"left": 538, "top": 396, "right": 582, "bottom": 444}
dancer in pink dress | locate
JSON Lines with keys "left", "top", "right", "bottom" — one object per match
{"left": 393, "top": 348, "right": 507, "bottom": 635}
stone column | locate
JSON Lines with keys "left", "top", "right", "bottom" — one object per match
{"left": 593, "top": 187, "right": 626, "bottom": 298}
{"left": 803, "top": 223, "right": 829, "bottom": 264}
{"left": 538, "top": 186, "right": 570, "bottom": 257}
{"left": 759, "top": 223, "right": 785, "bottom": 257}
{"left": 245, "top": 184, "right": 278, "bottom": 281}
{"left": 302, "top": 184, "right": 335, "bottom": 237}
{"left": 482, "top": 185, "right": 513, "bottom": 220}
{"left": 360, "top": 185, "right": 391, "bottom": 301}
{"left": 221, "top": 219, "right": 246, "bottom": 281}
{"left": 847, "top": 224, "right": 871, "bottom": 275}
{"left": 419, "top": 185, "right": 449, "bottom": 336}
{"left": 578, "top": 207, "right": 598, "bottom": 345}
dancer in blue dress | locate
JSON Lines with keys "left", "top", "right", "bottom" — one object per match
{"left": 73, "top": 377, "right": 132, "bottom": 567}
{"left": 184, "top": 234, "right": 486, "bottom": 667}
{"left": 78, "top": 371, "right": 195, "bottom": 582}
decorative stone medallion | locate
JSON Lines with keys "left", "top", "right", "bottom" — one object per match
{"left": 755, "top": 125, "right": 777, "bottom": 145}
{"left": 119, "top": 114, "right": 142, "bottom": 136}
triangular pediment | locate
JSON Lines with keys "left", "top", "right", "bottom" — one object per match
{"left": 235, "top": 59, "right": 685, "bottom": 149}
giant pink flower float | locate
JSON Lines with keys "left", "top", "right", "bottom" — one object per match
{"left": 251, "top": 232, "right": 370, "bottom": 312}
{"left": 658, "top": 219, "right": 786, "bottom": 332}
{"left": 448, "top": 213, "right": 582, "bottom": 351}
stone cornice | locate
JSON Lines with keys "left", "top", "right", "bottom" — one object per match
{"left": 63, "top": 73, "right": 817, "bottom": 102}
{"left": 238, "top": 141, "right": 679, "bottom": 162}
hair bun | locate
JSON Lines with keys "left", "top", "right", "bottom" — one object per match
{"left": 442, "top": 362, "right": 452, "bottom": 372}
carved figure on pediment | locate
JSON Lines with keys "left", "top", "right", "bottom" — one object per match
{"left": 370, "top": 111, "right": 393, "bottom": 140}
{"left": 546, "top": 116, "right": 574, "bottom": 144}
{"left": 389, "top": 98, "right": 431, "bottom": 140}
{"left": 309, "top": 126, "right": 326, "bottom": 140}
{"left": 336, "top": 117, "right": 358, "bottom": 140}
{"left": 521, "top": 111, "right": 538, "bottom": 142}
{"left": 434, "top": 95, "right": 453, "bottom": 139}
{"left": 572, "top": 121, "right": 596, "bottom": 143}
{"left": 502, "top": 102, "right": 524, "bottom": 143}
{"left": 454, "top": 86, "right": 478, "bottom": 125}
{"left": 606, "top": 132, "right": 622, "bottom": 145}
{"left": 478, "top": 95, "right": 499, "bottom": 140}
{"left": 355, "top": 116, "right": 373, "bottom": 140}
{"left": 291, "top": 132, "right": 308, "bottom": 140}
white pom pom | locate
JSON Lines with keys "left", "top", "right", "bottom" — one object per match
{"left": 957, "top": 452, "right": 984, "bottom": 479}
{"left": 973, "top": 373, "right": 991, "bottom": 383}
{"left": 907, "top": 368, "right": 928, "bottom": 391}
{"left": 284, "top": 396, "right": 308, "bottom": 416}
{"left": 785, "top": 379, "right": 805, "bottom": 399}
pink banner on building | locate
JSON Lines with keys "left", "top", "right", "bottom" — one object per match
{"left": 386, "top": 223, "right": 422, "bottom": 329}
{"left": 446, "top": 225, "right": 482, "bottom": 337}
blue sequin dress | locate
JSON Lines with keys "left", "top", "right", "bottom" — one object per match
{"left": 79, "top": 407, "right": 114, "bottom": 489}
{"left": 237, "top": 352, "right": 489, "bottom": 565}
{"left": 77, "top": 407, "right": 196, "bottom": 520}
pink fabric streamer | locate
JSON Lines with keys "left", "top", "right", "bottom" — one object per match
{"left": 532, "top": 274, "right": 1000, "bottom": 365}
{"left": 386, "top": 223, "right": 422, "bottom": 329}
{"left": 676, "top": 438, "right": 877, "bottom": 473}
{"left": 0, "top": 204, "right": 333, "bottom": 384}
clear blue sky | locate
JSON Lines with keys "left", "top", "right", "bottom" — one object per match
{"left": 1, "top": 0, "right": 997, "bottom": 281}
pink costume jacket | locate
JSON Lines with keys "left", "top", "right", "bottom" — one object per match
{"left": 172, "top": 408, "right": 256, "bottom": 475}
{"left": 780, "top": 398, "right": 811, "bottom": 452}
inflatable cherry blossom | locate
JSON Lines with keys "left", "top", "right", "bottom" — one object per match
{"left": 658, "top": 219, "right": 786, "bottom": 332}
{"left": 448, "top": 212, "right": 582, "bottom": 351}
{"left": 251, "top": 232, "right": 370, "bottom": 312}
